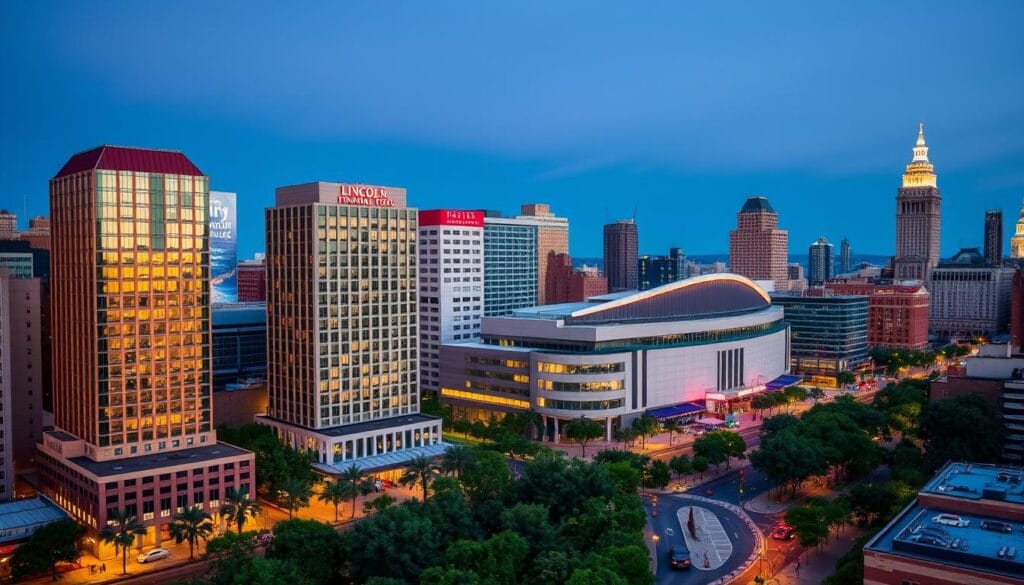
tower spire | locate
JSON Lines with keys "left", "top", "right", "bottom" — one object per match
{"left": 916, "top": 122, "right": 926, "bottom": 146}
{"left": 903, "top": 122, "right": 936, "bottom": 187}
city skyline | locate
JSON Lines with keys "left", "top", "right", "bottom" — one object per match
{"left": 3, "top": 2, "right": 1023, "bottom": 260}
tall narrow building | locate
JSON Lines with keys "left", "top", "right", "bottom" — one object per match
{"left": 38, "top": 146, "right": 255, "bottom": 556}
{"left": 840, "top": 238, "right": 852, "bottom": 273}
{"left": 894, "top": 124, "right": 941, "bottom": 282}
{"left": 418, "top": 210, "right": 484, "bottom": 395}
{"left": 808, "top": 237, "right": 834, "bottom": 286}
{"left": 984, "top": 210, "right": 1003, "bottom": 267}
{"left": 729, "top": 196, "right": 789, "bottom": 290}
{"left": 258, "top": 182, "right": 442, "bottom": 475}
{"left": 483, "top": 214, "right": 537, "bottom": 316}
{"left": 603, "top": 219, "right": 638, "bottom": 291}
{"left": 516, "top": 204, "right": 568, "bottom": 305}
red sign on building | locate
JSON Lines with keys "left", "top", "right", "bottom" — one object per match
{"left": 338, "top": 184, "right": 396, "bottom": 207}
{"left": 418, "top": 209, "right": 485, "bottom": 227}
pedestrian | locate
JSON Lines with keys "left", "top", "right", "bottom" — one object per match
{"left": 101, "top": 563, "right": 106, "bottom": 574}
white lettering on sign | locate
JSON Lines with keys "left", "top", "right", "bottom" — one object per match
{"left": 338, "top": 184, "right": 396, "bottom": 207}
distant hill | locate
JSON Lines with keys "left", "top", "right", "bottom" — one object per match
{"left": 573, "top": 253, "right": 892, "bottom": 272}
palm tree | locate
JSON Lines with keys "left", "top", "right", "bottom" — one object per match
{"left": 219, "top": 487, "right": 262, "bottom": 534}
{"left": 168, "top": 505, "right": 214, "bottom": 561}
{"left": 440, "top": 445, "right": 476, "bottom": 478}
{"left": 661, "top": 418, "right": 682, "bottom": 446}
{"left": 317, "top": 480, "right": 347, "bottom": 523}
{"left": 399, "top": 456, "right": 438, "bottom": 501}
{"left": 338, "top": 464, "right": 374, "bottom": 518}
{"left": 278, "top": 476, "right": 313, "bottom": 519}
{"left": 99, "top": 509, "right": 146, "bottom": 575}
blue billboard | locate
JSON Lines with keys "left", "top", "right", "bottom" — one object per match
{"left": 210, "top": 191, "right": 238, "bottom": 303}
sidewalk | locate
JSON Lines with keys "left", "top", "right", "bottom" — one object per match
{"left": 773, "top": 526, "right": 865, "bottom": 584}
{"left": 743, "top": 476, "right": 835, "bottom": 515}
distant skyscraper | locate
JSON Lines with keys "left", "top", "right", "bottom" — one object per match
{"left": 0, "top": 211, "right": 16, "bottom": 240}
{"left": 418, "top": 209, "right": 484, "bottom": 395}
{"left": 603, "top": 219, "right": 638, "bottom": 291}
{"left": 808, "top": 237, "right": 834, "bottom": 286}
{"left": 729, "top": 196, "right": 789, "bottom": 290}
{"left": 1011, "top": 201, "right": 1024, "bottom": 259}
{"left": 39, "top": 146, "right": 254, "bottom": 553}
{"left": 638, "top": 247, "right": 686, "bottom": 290}
{"left": 894, "top": 124, "right": 941, "bottom": 282}
{"left": 984, "top": 210, "right": 1003, "bottom": 267}
{"left": 840, "top": 238, "right": 852, "bottom": 273}
{"left": 929, "top": 248, "right": 1014, "bottom": 337}
{"left": 259, "top": 181, "right": 442, "bottom": 473}
{"left": 484, "top": 215, "right": 537, "bottom": 316}
{"left": 516, "top": 204, "right": 568, "bottom": 305}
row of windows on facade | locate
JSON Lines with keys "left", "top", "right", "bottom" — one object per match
{"left": 106, "top": 431, "right": 211, "bottom": 452}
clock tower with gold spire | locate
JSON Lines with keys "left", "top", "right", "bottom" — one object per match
{"left": 1010, "top": 200, "right": 1024, "bottom": 259}
{"left": 894, "top": 123, "right": 942, "bottom": 282}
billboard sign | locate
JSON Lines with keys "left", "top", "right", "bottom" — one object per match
{"left": 210, "top": 191, "right": 237, "bottom": 303}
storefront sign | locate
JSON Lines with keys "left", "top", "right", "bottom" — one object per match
{"left": 419, "top": 209, "right": 485, "bottom": 227}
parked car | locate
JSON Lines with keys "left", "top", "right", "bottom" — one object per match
{"left": 669, "top": 545, "right": 691, "bottom": 569}
{"left": 770, "top": 523, "right": 795, "bottom": 541}
{"left": 137, "top": 548, "right": 170, "bottom": 564}
{"left": 931, "top": 513, "right": 969, "bottom": 527}
{"left": 980, "top": 520, "right": 1014, "bottom": 533}
{"left": 672, "top": 484, "right": 687, "bottom": 493}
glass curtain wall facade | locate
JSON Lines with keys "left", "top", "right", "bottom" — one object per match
{"left": 483, "top": 217, "right": 537, "bottom": 316}
{"left": 771, "top": 294, "right": 869, "bottom": 384}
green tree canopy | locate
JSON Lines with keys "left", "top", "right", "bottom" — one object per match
{"left": 9, "top": 519, "right": 84, "bottom": 581}
{"left": 265, "top": 519, "right": 347, "bottom": 585}
{"left": 565, "top": 417, "right": 606, "bottom": 458}
{"left": 920, "top": 394, "right": 1005, "bottom": 471}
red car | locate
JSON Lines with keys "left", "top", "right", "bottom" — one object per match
{"left": 770, "top": 523, "right": 795, "bottom": 541}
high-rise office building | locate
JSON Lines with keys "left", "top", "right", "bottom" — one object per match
{"left": 821, "top": 280, "right": 930, "bottom": 350}
{"left": 257, "top": 182, "right": 441, "bottom": 475}
{"left": 236, "top": 256, "right": 266, "bottom": 302}
{"left": 38, "top": 146, "right": 255, "bottom": 555}
{"left": 638, "top": 248, "right": 687, "bottom": 291}
{"left": 985, "top": 210, "right": 1003, "bottom": 267}
{"left": 516, "top": 204, "right": 568, "bottom": 305}
{"left": 771, "top": 293, "right": 870, "bottom": 386}
{"left": 212, "top": 302, "right": 267, "bottom": 392}
{"left": 0, "top": 211, "right": 16, "bottom": 240}
{"left": 20, "top": 216, "right": 50, "bottom": 250}
{"left": 483, "top": 215, "right": 537, "bottom": 316}
{"left": 603, "top": 219, "right": 638, "bottom": 291}
{"left": 894, "top": 124, "right": 942, "bottom": 282}
{"left": 729, "top": 196, "right": 789, "bottom": 290}
{"left": 839, "top": 238, "right": 851, "bottom": 274}
{"left": 545, "top": 252, "right": 608, "bottom": 303}
{"left": 0, "top": 270, "right": 44, "bottom": 467}
{"left": 0, "top": 270, "right": 17, "bottom": 500}
{"left": 808, "top": 237, "right": 834, "bottom": 286}
{"left": 418, "top": 210, "right": 484, "bottom": 395}
{"left": 928, "top": 248, "right": 1014, "bottom": 338}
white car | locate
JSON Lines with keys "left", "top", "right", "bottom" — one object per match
{"left": 932, "top": 514, "right": 969, "bottom": 527}
{"left": 137, "top": 548, "right": 170, "bottom": 563}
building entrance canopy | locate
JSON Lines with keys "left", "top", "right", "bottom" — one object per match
{"left": 646, "top": 401, "right": 706, "bottom": 420}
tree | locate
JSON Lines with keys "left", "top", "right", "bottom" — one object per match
{"left": 338, "top": 464, "right": 375, "bottom": 518}
{"left": 759, "top": 413, "right": 799, "bottom": 439}
{"left": 808, "top": 387, "right": 826, "bottom": 402}
{"left": 750, "top": 393, "right": 773, "bottom": 417}
{"left": 629, "top": 414, "right": 659, "bottom": 449}
{"left": 589, "top": 545, "right": 654, "bottom": 585}
{"left": 693, "top": 430, "right": 745, "bottom": 470}
{"left": 643, "top": 459, "right": 671, "bottom": 490}
{"left": 668, "top": 455, "right": 692, "bottom": 479}
{"left": 9, "top": 519, "right": 84, "bottom": 581}
{"left": 441, "top": 444, "right": 477, "bottom": 478}
{"left": 750, "top": 428, "right": 826, "bottom": 497}
{"left": 99, "top": 509, "right": 146, "bottom": 575}
{"left": 168, "top": 505, "right": 214, "bottom": 561}
{"left": 500, "top": 503, "right": 559, "bottom": 557}
{"left": 660, "top": 418, "right": 682, "bottom": 446}
{"left": 565, "top": 417, "right": 605, "bottom": 458}
{"left": 920, "top": 394, "right": 1005, "bottom": 470}
{"left": 784, "top": 498, "right": 831, "bottom": 550}
{"left": 363, "top": 493, "right": 398, "bottom": 515}
{"left": 220, "top": 486, "right": 261, "bottom": 534}
{"left": 317, "top": 480, "right": 347, "bottom": 523}
{"left": 691, "top": 456, "right": 709, "bottom": 479}
{"left": 278, "top": 476, "right": 313, "bottom": 519}
{"left": 836, "top": 371, "right": 857, "bottom": 387}
{"left": 784, "top": 385, "right": 810, "bottom": 405}
{"left": 603, "top": 461, "right": 643, "bottom": 494}
{"left": 347, "top": 502, "right": 447, "bottom": 583}
{"left": 265, "top": 519, "right": 347, "bottom": 585}
{"left": 401, "top": 455, "right": 439, "bottom": 501}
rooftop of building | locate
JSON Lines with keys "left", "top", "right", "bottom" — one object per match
{"left": 866, "top": 503, "right": 1024, "bottom": 580}
{"left": 770, "top": 292, "right": 870, "bottom": 304}
{"left": 259, "top": 413, "right": 440, "bottom": 438}
{"left": 212, "top": 302, "right": 267, "bottom": 326}
{"left": 64, "top": 441, "right": 251, "bottom": 478}
{"left": 0, "top": 496, "right": 70, "bottom": 544}
{"left": 739, "top": 196, "right": 776, "bottom": 214}
{"left": 53, "top": 145, "right": 204, "bottom": 179}
{"left": 921, "top": 462, "right": 1024, "bottom": 506}
{"left": 938, "top": 247, "right": 992, "bottom": 268}
{"left": 507, "top": 273, "right": 772, "bottom": 324}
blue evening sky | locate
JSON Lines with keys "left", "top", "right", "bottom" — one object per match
{"left": 2, "top": 1, "right": 1022, "bottom": 260}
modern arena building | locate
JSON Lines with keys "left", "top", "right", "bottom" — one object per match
{"left": 439, "top": 274, "right": 792, "bottom": 442}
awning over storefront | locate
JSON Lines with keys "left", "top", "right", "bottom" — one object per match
{"left": 647, "top": 401, "right": 706, "bottom": 420}
{"left": 765, "top": 374, "right": 802, "bottom": 391}
{"left": 314, "top": 442, "right": 450, "bottom": 476}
